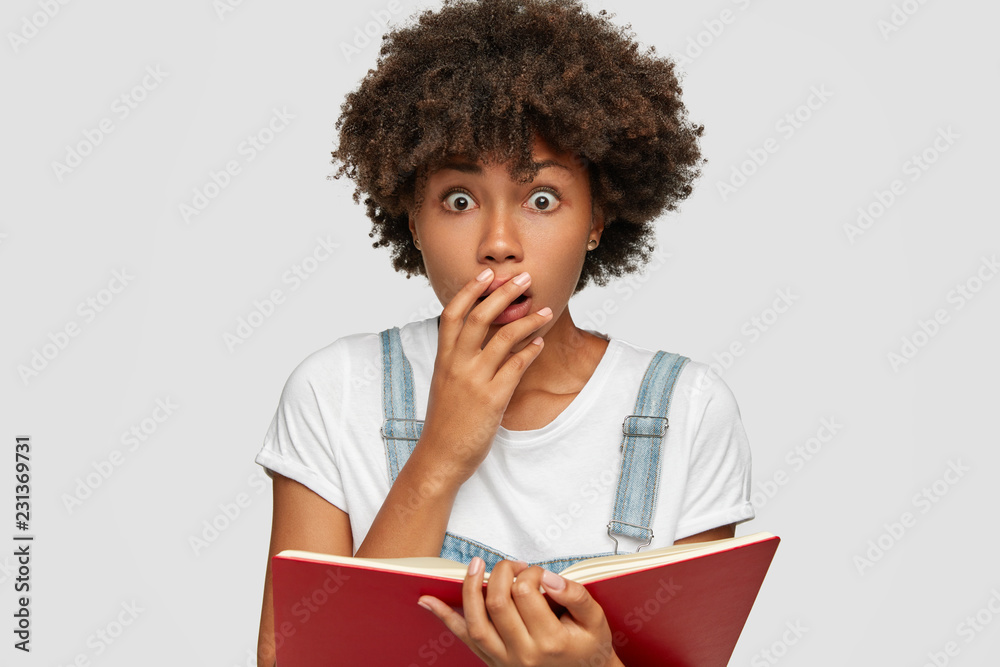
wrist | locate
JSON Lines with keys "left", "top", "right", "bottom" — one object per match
{"left": 402, "top": 443, "right": 468, "bottom": 498}
{"left": 410, "top": 432, "right": 478, "bottom": 488}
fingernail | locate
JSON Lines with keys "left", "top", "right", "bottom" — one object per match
{"left": 477, "top": 268, "right": 493, "bottom": 282}
{"left": 537, "top": 307, "right": 552, "bottom": 317}
{"left": 512, "top": 559, "right": 529, "bottom": 568}
{"left": 541, "top": 570, "right": 565, "bottom": 591}
{"left": 512, "top": 272, "right": 530, "bottom": 286}
{"left": 418, "top": 598, "right": 433, "bottom": 612}
{"left": 468, "top": 557, "right": 484, "bottom": 576}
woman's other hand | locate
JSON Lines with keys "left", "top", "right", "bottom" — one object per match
{"left": 418, "top": 558, "right": 624, "bottom": 667}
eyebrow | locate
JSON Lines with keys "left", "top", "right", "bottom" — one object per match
{"left": 435, "top": 161, "right": 482, "bottom": 174}
{"left": 432, "top": 158, "right": 571, "bottom": 175}
{"left": 534, "top": 159, "right": 571, "bottom": 172}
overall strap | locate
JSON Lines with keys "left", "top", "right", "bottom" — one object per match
{"left": 607, "top": 350, "right": 689, "bottom": 553}
{"left": 379, "top": 327, "right": 424, "bottom": 484}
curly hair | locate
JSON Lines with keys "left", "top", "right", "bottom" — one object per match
{"left": 330, "top": 0, "right": 704, "bottom": 293}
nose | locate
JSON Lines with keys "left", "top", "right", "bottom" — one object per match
{"left": 477, "top": 206, "right": 523, "bottom": 265}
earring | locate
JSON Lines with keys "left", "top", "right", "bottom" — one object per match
{"left": 414, "top": 238, "right": 421, "bottom": 250}
{"left": 587, "top": 239, "right": 598, "bottom": 251}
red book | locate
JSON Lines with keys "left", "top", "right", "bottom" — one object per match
{"left": 272, "top": 532, "right": 780, "bottom": 666}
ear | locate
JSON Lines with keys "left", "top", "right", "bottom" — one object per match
{"left": 408, "top": 213, "right": 417, "bottom": 242}
{"left": 590, "top": 205, "right": 606, "bottom": 242}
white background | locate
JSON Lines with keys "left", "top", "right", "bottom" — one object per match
{"left": 2, "top": 0, "right": 998, "bottom": 665}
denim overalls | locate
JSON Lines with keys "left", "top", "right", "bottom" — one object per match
{"left": 378, "top": 326, "right": 689, "bottom": 574}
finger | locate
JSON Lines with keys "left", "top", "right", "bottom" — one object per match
{"left": 509, "top": 566, "right": 564, "bottom": 641}
{"left": 437, "top": 268, "right": 494, "bottom": 349}
{"left": 480, "top": 559, "right": 535, "bottom": 656}
{"left": 416, "top": 595, "right": 490, "bottom": 663}
{"left": 417, "top": 594, "right": 468, "bottom": 636}
{"left": 539, "top": 572, "right": 607, "bottom": 631}
{"left": 492, "top": 333, "right": 546, "bottom": 388}
{"left": 479, "top": 306, "right": 552, "bottom": 371}
{"left": 455, "top": 271, "right": 532, "bottom": 352}
{"left": 509, "top": 559, "right": 531, "bottom": 573}
{"left": 459, "top": 557, "right": 507, "bottom": 660}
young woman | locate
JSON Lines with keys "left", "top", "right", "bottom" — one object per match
{"left": 255, "top": 1, "right": 754, "bottom": 665}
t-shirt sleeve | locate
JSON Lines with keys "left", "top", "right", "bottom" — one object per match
{"left": 674, "top": 364, "right": 755, "bottom": 540}
{"left": 254, "top": 347, "right": 348, "bottom": 512}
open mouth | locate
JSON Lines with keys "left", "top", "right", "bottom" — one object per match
{"left": 478, "top": 294, "right": 528, "bottom": 304}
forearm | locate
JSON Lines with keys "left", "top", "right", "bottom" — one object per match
{"left": 256, "top": 559, "right": 277, "bottom": 667}
{"left": 354, "top": 439, "right": 465, "bottom": 558}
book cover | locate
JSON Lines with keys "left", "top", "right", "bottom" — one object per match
{"left": 272, "top": 532, "right": 780, "bottom": 666}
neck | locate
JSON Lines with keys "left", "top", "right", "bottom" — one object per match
{"left": 513, "top": 306, "right": 607, "bottom": 396}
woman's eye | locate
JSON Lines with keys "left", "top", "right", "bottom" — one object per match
{"left": 527, "top": 190, "right": 560, "bottom": 211}
{"left": 443, "top": 191, "right": 476, "bottom": 211}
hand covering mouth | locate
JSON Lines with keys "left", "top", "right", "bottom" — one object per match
{"left": 476, "top": 276, "right": 530, "bottom": 303}
{"left": 476, "top": 293, "right": 528, "bottom": 304}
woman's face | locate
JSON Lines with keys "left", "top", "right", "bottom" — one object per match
{"left": 409, "top": 134, "right": 604, "bottom": 342}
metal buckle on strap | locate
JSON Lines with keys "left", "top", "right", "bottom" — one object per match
{"left": 621, "top": 415, "right": 668, "bottom": 437}
{"left": 607, "top": 521, "right": 653, "bottom": 555}
{"left": 620, "top": 415, "right": 668, "bottom": 450}
{"left": 380, "top": 418, "right": 423, "bottom": 441}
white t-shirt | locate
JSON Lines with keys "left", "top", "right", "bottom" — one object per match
{"left": 255, "top": 317, "right": 754, "bottom": 560}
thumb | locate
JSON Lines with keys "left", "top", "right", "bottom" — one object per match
{"left": 540, "top": 570, "right": 605, "bottom": 628}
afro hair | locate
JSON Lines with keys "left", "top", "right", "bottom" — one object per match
{"left": 330, "top": 0, "right": 705, "bottom": 292}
